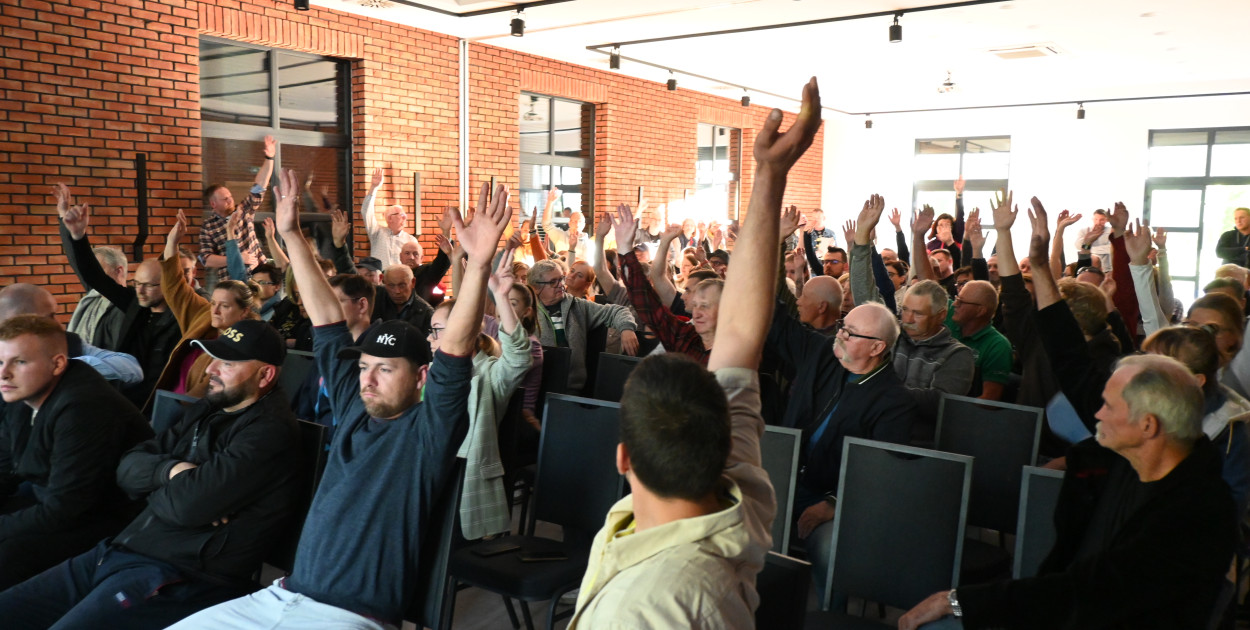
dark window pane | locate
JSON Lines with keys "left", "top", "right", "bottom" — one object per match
{"left": 200, "top": 41, "right": 271, "bottom": 126}
{"left": 520, "top": 94, "right": 551, "bottom": 154}
{"left": 552, "top": 99, "right": 590, "bottom": 158}
{"left": 278, "top": 54, "right": 343, "bottom": 132}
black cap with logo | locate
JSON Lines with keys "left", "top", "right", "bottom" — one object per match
{"left": 336, "top": 319, "right": 432, "bottom": 366}
{"left": 190, "top": 320, "right": 287, "bottom": 366}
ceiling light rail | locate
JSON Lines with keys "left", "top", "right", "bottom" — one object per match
{"left": 383, "top": 0, "right": 575, "bottom": 18}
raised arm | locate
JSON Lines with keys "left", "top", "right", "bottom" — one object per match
{"left": 360, "top": 166, "right": 384, "bottom": 235}
{"left": 1153, "top": 228, "right": 1176, "bottom": 320}
{"left": 709, "top": 77, "right": 821, "bottom": 372}
{"left": 223, "top": 212, "right": 250, "bottom": 281}
{"left": 1051, "top": 210, "right": 1081, "bottom": 279}
{"left": 649, "top": 223, "right": 683, "bottom": 307}
{"left": 254, "top": 135, "right": 276, "bottom": 190}
{"left": 443, "top": 183, "right": 512, "bottom": 356}
{"left": 488, "top": 245, "right": 520, "bottom": 335}
{"left": 1026, "top": 197, "right": 1062, "bottom": 310}
{"left": 274, "top": 168, "right": 345, "bottom": 327}
{"left": 851, "top": 195, "right": 886, "bottom": 306}
{"left": 55, "top": 185, "right": 135, "bottom": 309}
{"left": 910, "top": 205, "right": 937, "bottom": 282}
{"left": 1125, "top": 219, "right": 1168, "bottom": 335}
{"left": 991, "top": 190, "right": 1020, "bottom": 277}
{"left": 328, "top": 208, "right": 356, "bottom": 275}
{"left": 594, "top": 209, "right": 621, "bottom": 295}
{"left": 263, "top": 217, "right": 289, "bottom": 270}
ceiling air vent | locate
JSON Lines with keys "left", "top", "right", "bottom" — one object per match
{"left": 988, "top": 43, "right": 1065, "bottom": 60}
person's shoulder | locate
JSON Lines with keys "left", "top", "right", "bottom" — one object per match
{"left": 591, "top": 547, "right": 748, "bottom": 627}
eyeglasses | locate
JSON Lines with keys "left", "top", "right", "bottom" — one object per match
{"left": 254, "top": 280, "right": 277, "bottom": 286}
{"left": 1076, "top": 266, "right": 1105, "bottom": 277}
{"left": 535, "top": 276, "right": 566, "bottom": 287}
{"left": 953, "top": 296, "right": 984, "bottom": 308}
{"left": 132, "top": 281, "right": 160, "bottom": 290}
{"left": 835, "top": 318, "right": 882, "bottom": 341}
{"left": 824, "top": 259, "right": 843, "bottom": 265}
{"left": 430, "top": 326, "right": 445, "bottom": 340}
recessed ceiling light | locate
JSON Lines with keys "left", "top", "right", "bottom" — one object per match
{"left": 1140, "top": 12, "right": 1155, "bottom": 17}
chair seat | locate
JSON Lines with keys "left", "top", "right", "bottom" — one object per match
{"left": 960, "top": 538, "right": 1012, "bottom": 584}
{"left": 803, "top": 610, "right": 893, "bottom": 630}
{"left": 448, "top": 536, "right": 589, "bottom": 601}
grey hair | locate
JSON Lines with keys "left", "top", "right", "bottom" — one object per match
{"left": 906, "top": 280, "right": 950, "bottom": 318}
{"left": 527, "top": 259, "right": 563, "bottom": 286}
{"left": 383, "top": 264, "right": 414, "bottom": 281}
{"left": 93, "top": 246, "right": 127, "bottom": 273}
{"left": 1117, "top": 354, "right": 1205, "bottom": 446}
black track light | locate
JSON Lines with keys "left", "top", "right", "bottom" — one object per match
{"left": 1076, "top": 102, "right": 1085, "bottom": 119}
{"left": 610, "top": 47, "right": 620, "bottom": 70}
{"left": 889, "top": 13, "right": 902, "bottom": 43}
{"left": 741, "top": 90, "right": 750, "bottom": 107}
{"left": 865, "top": 115, "right": 873, "bottom": 129}
{"left": 294, "top": 0, "right": 309, "bottom": 10}
{"left": 667, "top": 72, "right": 677, "bottom": 91}
{"left": 511, "top": 11, "right": 524, "bottom": 37}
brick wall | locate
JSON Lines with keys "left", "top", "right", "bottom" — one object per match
{"left": 0, "top": 0, "right": 822, "bottom": 321}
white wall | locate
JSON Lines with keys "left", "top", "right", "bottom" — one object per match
{"left": 819, "top": 94, "right": 1250, "bottom": 266}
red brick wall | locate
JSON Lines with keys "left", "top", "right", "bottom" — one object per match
{"left": 0, "top": 0, "right": 822, "bottom": 321}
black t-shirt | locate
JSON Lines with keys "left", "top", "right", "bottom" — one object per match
{"left": 1076, "top": 468, "right": 1158, "bottom": 561}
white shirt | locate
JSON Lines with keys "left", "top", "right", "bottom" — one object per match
{"left": 360, "top": 188, "right": 417, "bottom": 268}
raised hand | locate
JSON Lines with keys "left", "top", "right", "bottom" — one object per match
{"left": 453, "top": 182, "right": 512, "bottom": 264}
{"left": 842, "top": 219, "right": 857, "bottom": 248}
{"left": 1124, "top": 219, "right": 1154, "bottom": 265}
{"left": 546, "top": 186, "right": 561, "bottom": 206}
{"left": 1108, "top": 201, "right": 1129, "bottom": 236}
{"left": 330, "top": 209, "right": 349, "bottom": 247}
{"left": 370, "top": 166, "right": 384, "bottom": 191}
{"left": 54, "top": 184, "right": 90, "bottom": 240}
{"left": 661, "top": 223, "right": 683, "bottom": 240}
{"left": 488, "top": 244, "right": 517, "bottom": 296}
{"left": 953, "top": 177, "right": 966, "bottom": 195}
{"left": 991, "top": 189, "right": 1016, "bottom": 231}
{"left": 855, "top": 194, "right": 885, "bottom": 245}
{"left": 263, "top": 135, "right": 277, "bottom": 159}
{"left": 273, "top": 168, "right": 301, "bottom": 236}
{"left": 753, "top": 77, "right": 821, "bottom": 173}
{"left": 240, "top": 249, "right": 259, "bottom": 269}
{"left": 888, "top": 207, "right": 903, "bottom": 231}
{"left": 1055, "top": 209, "right": 1083, "bottom": 232}
{"left": 610, "top": 203, "right": 638, "bottom": 253}
{"left": 912, "top": 204, "right": 935, "bottom": 237}
{"left": 1027, "top": 197, "right": 1051, "bottom": 264}
{"left": 1152, "top": 227, "right": 1168, "bottom": 250}
{"left": 966, "top": 208, "right": 986, "bottom": 253}
{"left": 779, "top": 205, "right": 803, "bottom": 242}
{"left": 164, "top": 209, "right": 189, "bottom": 261}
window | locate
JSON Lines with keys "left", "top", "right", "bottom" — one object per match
{"left": 519, "top": 93, "right": 593, "bottom": 238}
{"left": 911, "top": 136, "right": 1010, "bottom": 254}
{"left": 199, "top": 38, "right": 351, "bottom": 260}
{"left": 694, "top": 123, "right": 742, "bottom": 224}
{"left": 1145, "top": 128, "right": 1250, "bottom": 305}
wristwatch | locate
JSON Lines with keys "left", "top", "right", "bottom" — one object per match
{"left": 947, "top": 589, "right": 963, "bottom": 618}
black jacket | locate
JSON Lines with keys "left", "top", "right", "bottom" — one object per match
{"left": 373, "top": 286, "right": 434, "bottom": 334}
{"left": 960, "top": 437, "right": 1237, "bottom": 629}
{"left": 767, "top": 300, "right": 915, "bottom": 494}
{"left": 113, "top": 386, "right": 301, "bottom": 581}
{"left": 0, "top": 360, "right": 152, "bottom": 539}
{"left": 61, "top": 225, "right": 182, "bottom": 407}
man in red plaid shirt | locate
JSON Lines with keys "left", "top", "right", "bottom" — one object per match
{"left": 198, "top": 135, "right": 276, "bottom": 281}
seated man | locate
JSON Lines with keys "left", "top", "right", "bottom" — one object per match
{"left": 946, "top": 280, "right": 1012, "bottom": 401}
{"left": 528, "top": 258, "right": 637, "bottom": 394}
{"left": 795, "top": 276, "right": 842, "bottom": 336}
{"left": 167, "top": 173, "right": 507, "bottom": 628}
{"left": 0, "top": 319, "right": 301, "bottom": 629}
{"left": 569, "top": 77, "right": 820, "bottom": 628}
{"left": 901, "top": 354, "right": 1237, "bottom": 630}
{"left": 354, "top": 257, "right": 383, "bottom": 285}
{"left": 0, "top": 316, "right": 152, "bottom": 590}
{"left": 375, "top": 263, "right": 434, "bottom": 334}
{"left": 893, "top": 279, "right": 975, "bottom": 428}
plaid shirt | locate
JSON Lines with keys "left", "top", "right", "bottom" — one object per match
{"left": 621, "top": 251, "right": 709, "bottom": 365}
{"left": 199, "top": 184, "right": 267, "bottom": 281}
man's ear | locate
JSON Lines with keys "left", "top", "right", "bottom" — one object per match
{"left": 414, "top": 364, "right": 430, "bottom": 391}
{"left": 616, "top": 442, "right": 630, "bottom": 476}
{"left": 50, "top": 353, "right": 69, "bottom": 377}
{"left": 1138, "top": 413, "right": 1163, "bottom": 440}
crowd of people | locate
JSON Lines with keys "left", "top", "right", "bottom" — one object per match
{"left": 0, "top": 76, "right": 1245, "bottom": 629}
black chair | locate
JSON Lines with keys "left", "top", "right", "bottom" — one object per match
{"left": 582, "top": 325, "right": 609, "bottom": 397}
{"left": 761, "top": 425, "right": 802, "bottom": 554}
{"left": 445, "top": 394, "right": 625, "bottom": 630}
{"left": 936, "top": 394, "right": 1044, "bottom": 583}
{"left": 279, "top": 349, "right": 315, "bottom": 397}
{"left": 591, "top": 352, "right": 642, "bottom": 403}
{"left": 408, "top": 460, "right": 467, "bottom": 630}
{"left": 150, "top": 390, "right": 198, "bottom": 435}
{"left": 756, "top": 552, "right": 811, "bottom": 630}
{"left": 536, "top": 346, "right": 572, "bottom": 417}
{"left": 808, "top": 437, "right": 972, "bottom": 627}
{"left": 1012, "top": 466, "right": 1064, "bottom": 580}
{"left": 264, "top": 419, "right": 329, "bottom": 575}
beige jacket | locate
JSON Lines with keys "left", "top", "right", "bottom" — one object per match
{"left": 569, "top": 368, "right": 775, "bottom": 629}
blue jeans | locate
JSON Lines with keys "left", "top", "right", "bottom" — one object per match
{"left": 0, "top": 541, "right": 249, "bottom": 630}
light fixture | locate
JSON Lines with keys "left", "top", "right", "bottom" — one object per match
{"left": 937, "top": 71, "right": 956, "bottom": 94}
{"left": 741, "top": 90, "right": 750, "bottom": 107}
{"left": 865, "top": 115, "right": 873, "bottom": 129}
{"left": 523, "top": 95, "right": 542, "bottom": 122}
{"left": 294, "top": 0, "right": 309, "bottom": 9}
{"left": 889, "top": 13, "right": 902, "bottom": 43}
{"left": 511, "top": 10, "right": 524, "bottom": 37}
{"left": 609, "top": 46, "right": 620, "bottom": 70}
{"left": 1076, "top": 102, "right": 1085, "bottom": 119}
{"left": 667, "top": 71, "right": 677, "bottom": 91}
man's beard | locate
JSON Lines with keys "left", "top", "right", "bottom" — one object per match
{"left": 361, "top": 388, "right": 419, "bottom": 419}
{"left": 205, "top": 378, "right": 254, "bottom": 409}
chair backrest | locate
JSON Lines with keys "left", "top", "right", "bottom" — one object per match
{"left": 538, "top": 346, "right": 573, "bottom": 409}
{"left": 936, "top": 393, "right": 1044, "bottom": 534}
{"left": 754, "top": 552, "right": 811, "bottom": 630}
{"left": 1012, "top": 466, "right": 1064, "bottom": 579}
{"left": 532, "top": 394, "right": 625, "bottom": 538}
{"left": 761, "top": 426, "right": 802, "bottom": 553}
{"left": 151, "top": 389, "right": 199, "bottom": 435}
{"left": 494, "top": 388, "right": 533, "bottom": 476}
{"left": 264, "top": 419, "right": 329, "bottom": 574}
{"left": 279, "top": 350, "right": 316, "bottom": 398}
{"left": 583, "top": 325, "right": 609, "bottom": 397}
{"left": 825, "top": 437, "right": 972, "bottom": 611}
{"left": 407, "top": 459, "right": 467, "bottom": 629}
{"left": 592, "top": 352, "right": 643, "bottom": 403}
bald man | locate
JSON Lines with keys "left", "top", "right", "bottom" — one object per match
{"left": 57, "top": 193, "right": 181, "bottom": 406}
{"left": 946, "top": 280, "right": 1012, "bottom": 401}
{"left": 795, "top": 275, "right": 842, "bottom": 336}
{"left": 374, "top": 264, "right": 434, "bottom": 335}
{"left": 0, "top": 315, "right": 151, "bottom": 589}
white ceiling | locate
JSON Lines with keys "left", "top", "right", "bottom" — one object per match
{"left": 317, "top": 0, "right": 1250, "bottom": 116}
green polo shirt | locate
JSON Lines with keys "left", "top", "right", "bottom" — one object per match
{"left": 945, "top": 305, "right": 1013, "bottom": 384}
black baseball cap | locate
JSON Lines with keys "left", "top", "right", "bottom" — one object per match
{"left": 709, "top": 249, "right": 730, "bottom": 264}
{"left": 191, "top": 320, "right": 286, "bottom": 366}
{"left": 356, "top": 257, "right": 383, "bottom": 273}
{"left": 337, "top": 319, "right": 432, "bottom": 366}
